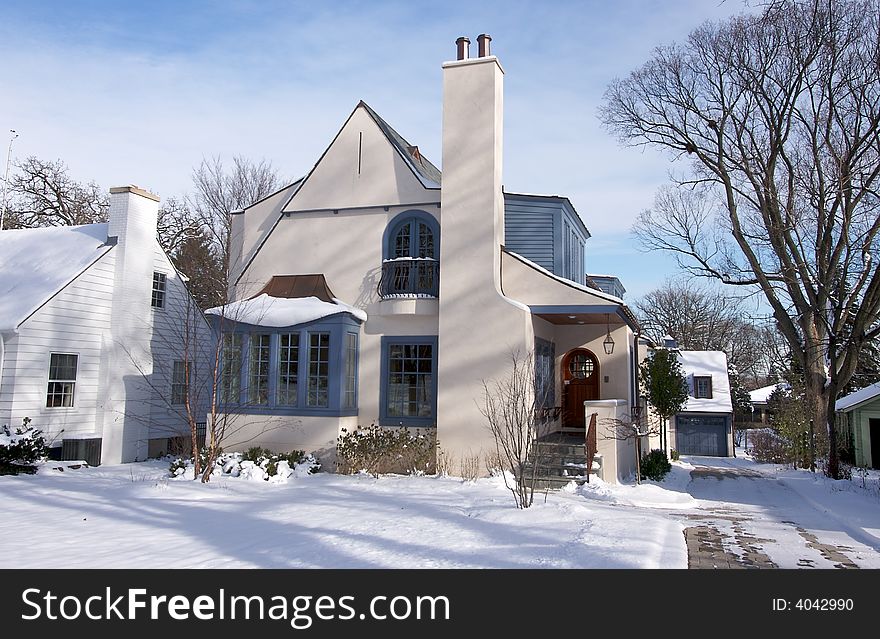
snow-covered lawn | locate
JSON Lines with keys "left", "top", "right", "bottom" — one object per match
{"left": 0, "top": 461, "right": 688, "bottom": 569}
{"left": 2, "top": 453, "right": 878, "bottom": 569}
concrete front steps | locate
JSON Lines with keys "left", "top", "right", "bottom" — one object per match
{"left": 516, "top": 439, "right": 602, "bottom": 490}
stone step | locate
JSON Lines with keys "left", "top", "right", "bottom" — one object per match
{"left": 532, "top": 443, "right": 586, "bottom": 456}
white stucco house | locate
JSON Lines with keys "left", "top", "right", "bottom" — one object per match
{"left": 669, "top": 350, "right": 734, "bottom": 457}
{"left": 0, "top": 186, "right": 212, "bottom": 465}
{"left": 213, "top": 35, "right": 644, "bottom": 481}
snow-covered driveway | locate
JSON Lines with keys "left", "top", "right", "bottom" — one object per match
{"left": 678, "top": 455, "right": 880, "bottom": 569}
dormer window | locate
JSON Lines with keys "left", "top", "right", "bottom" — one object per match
{"left": 694, "top": 376, "right": 713, "bottom": 399}
{"left": 379, "top": 210, "right": 440, "bottom": 298}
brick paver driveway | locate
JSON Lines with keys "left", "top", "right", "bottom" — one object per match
{"left": 676, "top": 458, "right": 880, "bottom": 569}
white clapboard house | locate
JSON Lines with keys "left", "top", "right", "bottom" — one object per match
{"left": 0, "top": 186, "right": 212, "bottom": 465}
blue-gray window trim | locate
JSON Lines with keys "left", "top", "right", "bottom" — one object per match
{"left": 379, "top": 335, "right": 438, "bottom": 427}
{"left": 213, "top": 313, "right": 360, "bottom": 417}
{"left": 382, "top": 209, "right": 440, "bottom": 260}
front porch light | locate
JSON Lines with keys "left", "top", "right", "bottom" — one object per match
{"left": 603, "top": 314, "right": 615, "bottom": 355}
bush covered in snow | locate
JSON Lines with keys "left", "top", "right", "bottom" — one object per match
{"left": 0, "top": 417, "right": 48, "bottom": 475}
{"left": 169, "top": 448, "right": 320, "bottom": 482}
{"left": 337, "top": 424, "right": 435, "bottom": 478}
{"left": 640, "top": 449, "right": 672, "bottom": 481}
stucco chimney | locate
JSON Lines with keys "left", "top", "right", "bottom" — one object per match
{"left": 477, "top": 33, "right": 491, "bottom": 57}
{"left": 455, "top": 36, "right": 470, "bottom": 61}
{"left": 437, "top": 39, "right": 532, "bottom": 471}
{"left": 440, "top": 39, "right": 505, "bottom": 280}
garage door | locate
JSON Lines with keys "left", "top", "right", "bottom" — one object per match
{"left": 676, "top": 415, "right": 729, "bottom": 456}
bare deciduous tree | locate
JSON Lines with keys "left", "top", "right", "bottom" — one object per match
{"left": 635, "top": 280, "right": 769, "bottom": 385}
{"left": 479, "top": 351, "right": 548, "bottom": 509}
{"left": 8, "top": 157, "right": 107, "bottom": 228}
{"left": 188, "top": 155, "right": 281, "bottom": 283}
{"left": 157, "top": 196, "right": 202, "bottom": 256}
{"left": 601, "top": 0, "right": 880, "bottom": 478}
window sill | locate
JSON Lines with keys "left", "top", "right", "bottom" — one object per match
{"left": 378, "top": 417, "right": 436, "bottom": 428}
{"left": 218, "top": 405, "right": 358, "bottom": 418}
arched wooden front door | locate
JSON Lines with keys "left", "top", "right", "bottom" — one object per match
{"left": 562, "top": 349, "right": 599, "bottom": 431}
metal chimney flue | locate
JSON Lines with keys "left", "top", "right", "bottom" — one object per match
{"left": 477, "top": 33, "right": 491, "bottom": 57}
{"left": 455, "top": 36, "right": 470, "bottom": 61}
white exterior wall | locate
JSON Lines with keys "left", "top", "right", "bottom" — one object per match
{"left": 284, "top": 107, "right": 437, "bottom": 213}
{"left": 229, "top": 183, "right": 300, "bottom": 288}
{"left": 146, "top": 243, "right": 214, "bottom": 446}
{"left": 586, "top": 399, "right": 639, "bottom": 482}
{"left": 218, "top": 414, "right": 360, "bottom": 467}
{"left": 0, "top": 250, "right": 115, "bottom": 444}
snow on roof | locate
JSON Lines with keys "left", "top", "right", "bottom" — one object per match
{"left": 836, "top": 382, "right": 880, "bottom": 412}
{"left": 205, "top": 294, "right": 366, "bottom": 327}
{"left": 749, "top": 383, "right": 790, "bottom": 405}
{"left": 0, "top": 223, "right": 112, "bottom": 332}
{"left": 677, "top": 350, "right": 733, "bottom": 413}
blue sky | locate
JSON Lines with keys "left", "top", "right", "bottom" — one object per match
{"left": 0, "top": 0, "right": 748, "bottom": 299}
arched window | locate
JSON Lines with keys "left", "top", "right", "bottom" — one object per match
{"left": 388, "top": 215, "right": 437, "bottom": 259}
{"left": 380, "top": 211, "right": 440, "bottom": 298}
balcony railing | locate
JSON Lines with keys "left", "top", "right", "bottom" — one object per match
{"left": 378, "top": 258, "right": 439, "bottom": 298}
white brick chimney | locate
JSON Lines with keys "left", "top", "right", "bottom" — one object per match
{"left": 100, "top": 185, "right": 160, "bottom": 464}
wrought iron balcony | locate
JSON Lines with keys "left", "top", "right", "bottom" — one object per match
{"left": 378, "top": 258, "right": 439, "bottom": 298}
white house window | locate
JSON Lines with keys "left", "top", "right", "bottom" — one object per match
{"left": 694, "top": 376, "right": 713, "bottom": 399}
{"left": 307, "top": 333, "right": 330, "bottom": 407}
{"left": 46, "top": 353, "right": 78, "bottom": 408}
{"left": 221, "top": 333, "right": 242, "bottom": 403}
{"left": 277, "top": 333, "right": 299, "bottom": 406}
{"left": 171, "top": 360, "right": 189, "bottom": 405}
{"left": 249, "top": 334, "right": 271, "bottom": 405}
{"left": 151, "top": 272, "right": 167, "bottom": 309}
{"left": 386, "top": 343, "right": 434, "bottom": 419}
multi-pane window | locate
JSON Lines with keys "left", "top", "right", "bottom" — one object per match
{"left": 391, "top": 217, "right": 436, "bottom": 259}
{"left": 217, "top": 326, "right": 360, "bottom": 412}
{"left": 277, "top": 333, "right": 299, "bottom": 405}
{"left": 307, "top": 333, "right": 330, "bottom": 407}
{"left": 171, "top": 360, "right": 189, "bottom": 405}
{"left": 249, "top": 334, "right": 271, "bottom": 405}
{"left": 151, "top": 272, "right": 167, "bottom": 309}
{"left": 46, "top": 353, "right": 78, "bottom": 408}
{"left": 386, "top": 343, "right": 434, "bottom": 418}
{"left": 344, "top": 332, "right": 358, "bottom": 409}
{"left": 221, "top": 333, "right": 242, "bottom": 403}
{"left": 694, "top": 376, "right": 713, "bottom": 399}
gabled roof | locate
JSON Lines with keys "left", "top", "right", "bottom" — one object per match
{"left": 358, "top": 101, "right": 442, "bottom": 189}
{"left": 0, "top": 223, "right": 113, "bottom": 332}
{"left": 836, "top": 382, "right": 880, "bottom": 412}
